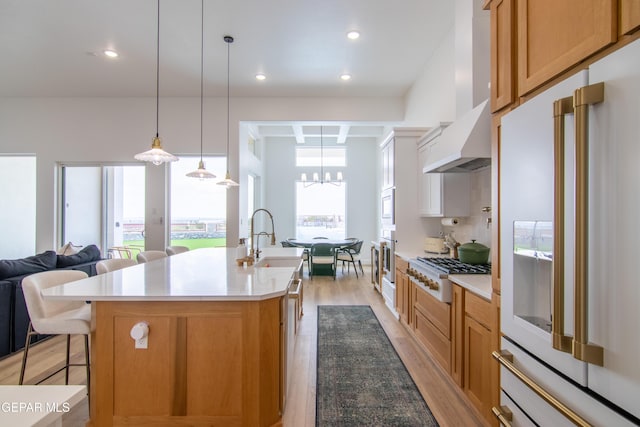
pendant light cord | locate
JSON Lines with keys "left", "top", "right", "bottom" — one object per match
{"left": 320, "top": 126, "right": 324, "bottom": 182}
{"left": 155, "top": 0, "right": 160, "bottom": 139}
{"left": 226, "top": 38, "right": 231, "bottom": 171}
{"left": 199, "top": 0, "right": 204, "bottom": 162}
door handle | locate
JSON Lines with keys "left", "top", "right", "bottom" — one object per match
{"left": 493, "top": 350, "right": 591, "bottom": 426}
{"left": 552, "top": 96, "right": 574, "bottom": 354}
{"left": 572, "top": 82, "right": 604, "bottom": 366}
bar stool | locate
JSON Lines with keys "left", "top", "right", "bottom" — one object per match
{"left": 19, "top": 270, "right": 91, "bottom": 388}
{"left": 96, "top": 258, "right": 137, "bottom": 274}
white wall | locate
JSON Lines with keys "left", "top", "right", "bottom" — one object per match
{"left": 0, "top": 96, "right": 403, "bottom": 252}
{"left": 261, "top": 134, "right": 378, "bottom": 261}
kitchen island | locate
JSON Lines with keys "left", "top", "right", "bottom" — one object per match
{"left": 42, "top": 247, "right": 304, "bottom": 427}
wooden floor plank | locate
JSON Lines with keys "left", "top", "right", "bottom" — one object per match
{"left": 0, "top": 268, "right": 489, "bottom": 426}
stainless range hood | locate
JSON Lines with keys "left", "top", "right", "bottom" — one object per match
{"left": 422, "top": 99, "right": 491, "bottom": 173}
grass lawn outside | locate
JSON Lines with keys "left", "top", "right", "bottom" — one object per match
{"left": 124, "top": 238, "right": 227, "bottom": 252}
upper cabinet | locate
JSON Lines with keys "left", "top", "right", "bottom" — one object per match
{"left": 490, "top": 0, "right": 516, "bottom": 112}
{"left": 488, "top": 0, "right": 640, "bottom": 111}
{"left": 517, "top": 0, "right": 616, "bottom": 96}
{"left": 381, "top": 136, "right": 394, "bottom": 190}
{"left": 620, "top": 0, "right": 640, "bottom": 36}
{"left": 417, "top": 134, "right": 471, "bottom": 218}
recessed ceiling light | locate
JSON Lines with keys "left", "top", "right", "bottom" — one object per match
{"left": 255, "top": 73, "right": 266, "bottom": 81}
{"left": 346, "top": 31, "right": 360, "bottom": 40}
{"left": 340, "top": 74, "right": 352, "bottom": 81}
{"left": 103, "top": 49, "right": 119, "bottom": 58}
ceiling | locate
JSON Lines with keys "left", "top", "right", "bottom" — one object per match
{"left": 0, "top": 0, "right": 454, "bottom": 143}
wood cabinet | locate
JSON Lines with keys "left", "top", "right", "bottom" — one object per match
{"left": 516, "top": 0, "right": 616, "bottom": 96}
{"left": 490, "top": 0, "right": 516, "bottom": 112}
{"left": 620, "top": 0, "right": 640, "bottom": 36}
{"left": 450, "top": 284, "right": 464, "bottom": 387}
{"left": 395, "top": 256, "right": 410, "bottom": 325}
{"left": 450, "top": 284, "right": 495, "bottom": 424}
{"left": 90, "top": 298, "right": 284, "bottom": 427}
{"left": 417, "top": 142, "right": 471, "bottom": 217}
{"left": 412, "top": 283, "right": 451, "bottom": 373}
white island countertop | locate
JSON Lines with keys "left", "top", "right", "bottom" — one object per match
{"left": 42, "top": 247, "right": 304, "bottom": 302}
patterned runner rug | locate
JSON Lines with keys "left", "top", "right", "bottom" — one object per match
{"left": 316, "top": 305, "right": 439, "bottom": 426}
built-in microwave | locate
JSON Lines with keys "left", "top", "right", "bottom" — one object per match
{"left": 381, "top": 187, "right": 395, "bottom": 227}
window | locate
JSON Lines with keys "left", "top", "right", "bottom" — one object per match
{"left": 295, "top": 182, "right": 346, "bottom": 240}
{"left": 296, "top": 147, "right": 346, "bottom": 167}
{"left": 170, "top": 156, "right": 227, "bottom": 248}
{"left": 0, "top": 155, "right": 36, "bottom": 258}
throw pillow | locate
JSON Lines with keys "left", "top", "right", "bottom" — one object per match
{"left": 56, "top": 244, "right": 102, "bottom": 268}
{"left": 0, "top": 251, "right": 58, "bottom": 280}
{"left": 56, "top": 242, "right": 82, "bottom": 255}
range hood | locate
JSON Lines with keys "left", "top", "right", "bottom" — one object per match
{"left": 422, "top": 99, "right": 491, "bottom": 173}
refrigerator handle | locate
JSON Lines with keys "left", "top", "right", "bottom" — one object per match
{"left": 572, "top": 82, "right": 604, "bottom": 366}
{"left": 493, "top": 350, "right": 592, "bottom": 426}
{"left": 552, "top": 96, "right": 575, "bottom": 354}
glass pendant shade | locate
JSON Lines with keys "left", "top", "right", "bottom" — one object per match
{"left": 186, "top": 159, "right": 216, "bottom": 180}
{"left": 135, "top": 0, "right": 177, "bottom": 165}
{"left": 217, "top": 35, "right": 239, "bottom": 188}
{"left": 135, "top": 136, "right": 179, "bottom": 165}
{"left": 187, "top": 0, "right": 214, "bottom": 180}
{"left": 218, "top": 171, "right": 240, "bottom": 188}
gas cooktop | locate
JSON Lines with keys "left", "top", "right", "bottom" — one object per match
{"left": 416, "top": 257, "right": 491, "bottom": 275}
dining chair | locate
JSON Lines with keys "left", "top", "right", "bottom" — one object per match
{"left": 337, "top": 240, "right": 365, "bottom": 278}
{"left": 166, "top": 245, "right": 189, "bottom": 256}
{"left": 96, "top": 258, "right": 137, "bottom": 274}
{"left": 282, "top": 240, "right": 310, "bottom": 274}
{"left": 136, "top": 250, "right": 168, "bottom": 263}
{"left": 313, "top": 237, "right": 329, "bottom": 239}
{"left": 20, "top": 270, "right": 91, "bottom": 388}
{"left": 309, "top": 243, "right": 336, "bottom": 280}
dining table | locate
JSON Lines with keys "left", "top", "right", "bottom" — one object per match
{"left": 287, "top": 239, "right": 355, "bottom": 249}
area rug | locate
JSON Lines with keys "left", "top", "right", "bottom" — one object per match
{"left": 316, "top": 305, "right": 439, "bottom": 426}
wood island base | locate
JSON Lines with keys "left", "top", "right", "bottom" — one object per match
{"left": 88, "top": 298, "right": 284, "bottom": 427}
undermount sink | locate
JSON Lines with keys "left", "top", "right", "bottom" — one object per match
{"left": 254, "top": 257, "right": 302, "bottom": 269}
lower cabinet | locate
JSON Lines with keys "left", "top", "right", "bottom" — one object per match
{"left": 90, "top": 298, "right": 284, "bottom": 427}
{"left": 395, "top": 256, "right": 410, "bottom": 325}
{"left": 455, "top": 284, "right": 494, "bottom": 424}
{"left": 399, "top": 280, "right": 496, "bottom": 425}
{"left": 412, "top": 283, "right": 451, "bottom": 374}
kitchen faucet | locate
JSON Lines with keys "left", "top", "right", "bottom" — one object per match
{"left": 250, "top": 208, "right": 276, "bottom": 259}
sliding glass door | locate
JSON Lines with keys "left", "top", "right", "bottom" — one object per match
{"left": 61, "top": 165, "right": 145, "bottom": 255}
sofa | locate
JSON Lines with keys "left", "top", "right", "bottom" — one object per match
{"left": 0, "top": 245, "right": 101, "bottom": 358}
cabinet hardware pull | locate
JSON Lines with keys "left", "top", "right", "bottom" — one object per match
{"left": 572, "top": 83, "right": 604, "bottom": 366}
{"left": 492, "top": 350, "right": 592, "bottom": 427}
{"left": 491, "top": 405, "right": 513, "bottom": 427}
{"left": 552, "top": 96, "right": 575, "bottom": 354}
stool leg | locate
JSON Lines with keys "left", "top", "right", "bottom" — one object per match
{"left": 19, "top": 323, "right": 34, "bottom": 385}
{"left": 84, "top": 335, "right": 91, "bottom": 404}
{"left": 65, "top": 335, "right": 71, "bottom": 385}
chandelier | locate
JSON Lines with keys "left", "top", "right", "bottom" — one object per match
{"left": 300, "top": 126, "right": 343, "bottom": 187}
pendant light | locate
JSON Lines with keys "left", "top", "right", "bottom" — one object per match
{"left": 301, "top": 126, "right": 343, "bottom": 187}
{"left": 135, "top": 0, "right": 178, "bottom": 165}
{"left": 186, "top": 0, "right": 215, "bottom": 179}
{"left": 217, "top": 35, "right": 239, "bottom": 188}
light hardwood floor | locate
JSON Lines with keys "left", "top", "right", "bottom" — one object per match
{"left": 0, "top": 267, "right": 489, "bottom": 426}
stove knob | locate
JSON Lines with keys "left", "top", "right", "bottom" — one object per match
{"left": 431, "top": 281, "right": 439, "bottom": 291}
{"left": 427, "top": 279, "right": 435, "bottom": 289}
